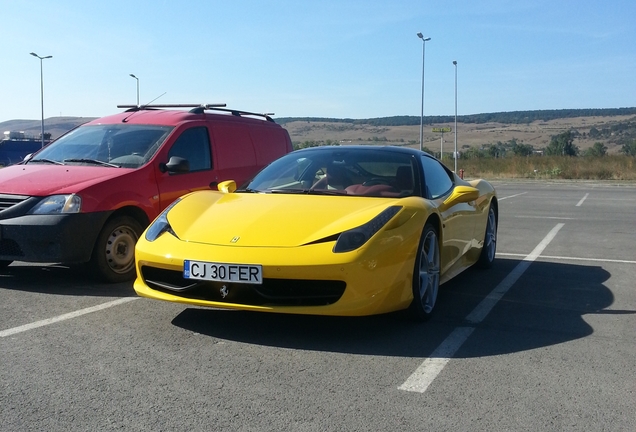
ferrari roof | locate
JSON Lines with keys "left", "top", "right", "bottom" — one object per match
{"left": 293, "top": 145, "right": 427, "bottom": 157}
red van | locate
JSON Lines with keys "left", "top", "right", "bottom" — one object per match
{"left": 0, "top": 104, "right": 292, "bottom": 282}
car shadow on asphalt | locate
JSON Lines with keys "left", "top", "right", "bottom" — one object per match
{"left": 170, "top": 258, "right": 626, "bottom": 358}
{"left": 0, "top": 263, "right": 135, "bottom": 297}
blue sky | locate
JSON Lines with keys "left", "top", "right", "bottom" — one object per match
{"left": 1, "top": 0, "right": 634, "bottom": 122}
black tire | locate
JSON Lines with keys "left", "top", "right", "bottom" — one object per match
{"left": 408, "top": 223, "right": 441, "bottom": 322}
{"left": 90, "top": 215, "right": 143, "bottom": 283}
{"left": 477, "top": 204, "right": 497, "bottom": 269}
{"left": 0, "top": 260, "right": 13, "bottom": 269}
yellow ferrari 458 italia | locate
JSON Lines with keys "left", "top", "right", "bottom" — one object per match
{"left": 134, "top": 146, "right": 497, "bottom": 321}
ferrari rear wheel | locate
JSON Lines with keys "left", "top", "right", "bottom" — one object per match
{"left": 477, "top": 204, "right": 497, "bottom": 268}
{"left": 409, "top": 223, "right": 440, "bottom": 321}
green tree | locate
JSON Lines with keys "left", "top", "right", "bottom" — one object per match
{"left": 545, "top": 131, "right": 579, "bottom": 156}
{"left": 621, "top": 140, "right": 636, "bottom": 156}
{"left": 294, "top": 140, "right": 323, "bottom": 150}
{"left": 461, "top": 147, "right": 486, "bottom": 159}
{"left": 511, "top": 142, "right": 534, "bottom": 156}
{"left": 485, "top": 142, "right": 506, "bottom": 158}
{"left": 584, "top": 142, "right": 607, "bottom": 157}
{"left": 588, "top": 127, "right": 601, "bottom": 138}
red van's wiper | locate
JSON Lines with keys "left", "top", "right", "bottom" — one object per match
{"left": 28, "top": 158, "right": 65, "bottom": 165}
{"left": 63, "top": 158, "right": 120, "bottom": 168}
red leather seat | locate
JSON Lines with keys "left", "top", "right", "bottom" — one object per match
{"left": 345, "top": 184, "right": 400, "bottom": 197}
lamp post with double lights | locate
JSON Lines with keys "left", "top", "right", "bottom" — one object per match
{"left": 453, "top": 60, "right": 458, "bottom": 173}
{"left": 129, "top": 74, "right": 140, "bottom": 106}
{"left": 416, "top": 33, "right": 431, "bottom": 152}
{"left": 30, "top": 52, "right": 52, "bottom": 148}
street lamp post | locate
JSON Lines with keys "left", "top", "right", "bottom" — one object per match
{"left": 129, "top": 74, "right": 140, "bottom": 106}
{"left": 453, "top": 60, "right": 458, "bottom": 173}
{"left": 30, "top": 52, "right": 52, "bottom": 148}
{"left": 416, "top": 33, "right": 431, "bottom": 152}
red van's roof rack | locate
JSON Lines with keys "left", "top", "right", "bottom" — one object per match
{"left": 116, "top": 104, "right": 276, "bottom": 122}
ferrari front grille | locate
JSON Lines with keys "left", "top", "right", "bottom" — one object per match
{"left": 141, "top": 266, "right": 346, "bottom": 307}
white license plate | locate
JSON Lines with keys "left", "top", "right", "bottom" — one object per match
{"left": 183, "top": 260, "right": 263, "bottom": 284}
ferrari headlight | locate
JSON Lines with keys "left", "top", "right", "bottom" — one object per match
{"left": 29, "top": 194, "right": 82, "bottom": 214}
{"left": 333, "top": 206, "right": 402, "bottom": 253}
{"left": 145, "top": 198, "right": 181, "bottom": 242}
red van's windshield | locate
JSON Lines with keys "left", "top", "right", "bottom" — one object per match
{"left": 29, "top": 124, "right": 173, "bottom": 168}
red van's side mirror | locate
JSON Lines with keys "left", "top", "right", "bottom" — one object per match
{"left": 160, "top": 156, "right": 190, "bottom": 174}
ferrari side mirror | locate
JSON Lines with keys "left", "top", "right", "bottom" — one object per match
{"left": 442, "top": 185, "right": 479, "bottom": 208}
{"left": 218, "top": 180, "right": 237, "bottom": 193}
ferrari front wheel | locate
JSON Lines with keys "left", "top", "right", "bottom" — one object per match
{"left": 409, "top": 223, "right": 440, "bottom": 322}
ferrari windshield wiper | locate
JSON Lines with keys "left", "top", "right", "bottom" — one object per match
{"left": 28, "top": 158, "right": 65, "bottom": 165}
{"left": 63, "top": 158, "right": 120, "bottom": 168}
{"left": 267, "top": 188, "right": 347, "bottom": 195}
{"left": 307, "top": 189, "right": 348, "bottom": 196}
{"left": 268, "top": 188, "right": 309, "bottom": 194}
{"left": 236, "top": 187, "right": 260, "bottom": 193}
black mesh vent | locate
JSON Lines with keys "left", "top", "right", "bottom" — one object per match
{"left": 141, "top": 266, "right": 346, "bottom": 307}
{"left": 0, "top": 239, "right": 24, "bottom": 257}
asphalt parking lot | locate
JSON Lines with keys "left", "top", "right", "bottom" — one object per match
{"left": 1, "top": 180, "right": 635, "bottom": 431}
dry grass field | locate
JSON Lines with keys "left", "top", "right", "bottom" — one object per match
{"left": 283, "top": 115, "right": 635, "bottom": 155}
{"left": 450, "top": 155, "right": 636, "bottom": 181}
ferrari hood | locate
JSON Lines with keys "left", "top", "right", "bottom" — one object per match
{"left": 167, "top": 192, "right": 402, "bottom": 247}
{"left": 0, "top": 164, "right": 129, "bottom": 196}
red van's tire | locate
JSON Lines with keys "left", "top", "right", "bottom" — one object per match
{"left": 90, "top": 215, "right": 143, "bottom": 283}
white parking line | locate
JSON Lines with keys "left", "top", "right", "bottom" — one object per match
{"left": 399, "top": 223, "right": 564, "bottom": 393}
{"left": 515, "top": 216, "right": 576, "bottom": 220}
{"left": 498, "top": 192, "right": 528, "bottom": 201}
{"left": 576, "top": 193, "right": 589, "bottom": 207}
{"left": 498, "top": 252, "right": 636, "bottom": 265}
{"left": 0, "top": 297, "right": 138, "bottom": 338}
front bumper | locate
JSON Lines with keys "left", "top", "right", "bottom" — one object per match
{"left": 0, "top": 212, "right": 111, "bottom": 263}
{"left": 134, "top": 229, "right": 420, "bottom": 317}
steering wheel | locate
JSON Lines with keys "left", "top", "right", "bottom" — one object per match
{"left": 362, "top": 178, "right": 391, "bottom": 186}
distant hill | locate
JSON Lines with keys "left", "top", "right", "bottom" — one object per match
{"left": 0, "top": 117, "right": 96, "bottom": 140}
{"left": 275, "top": 107, "right": 636, "bottom": 126}
{"left": 280, "top": 108, "right": 636, "bottom": 154}
{"left": 2, "top": 108, "right": 635, "bottom": 154}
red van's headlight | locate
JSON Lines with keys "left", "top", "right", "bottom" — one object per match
{"left": 28, "top": 194, "right": 81, "bottom": 214}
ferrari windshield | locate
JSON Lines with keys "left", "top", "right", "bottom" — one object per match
{"left": 242, "top": 148, "right": 418, "bottom": 198}
{"left": 29, "top": 124, "right": 173, "bottom": 168}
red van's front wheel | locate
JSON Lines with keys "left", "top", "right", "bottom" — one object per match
{"left": 90, "top": 215, "right": 143, "bottom": 283}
